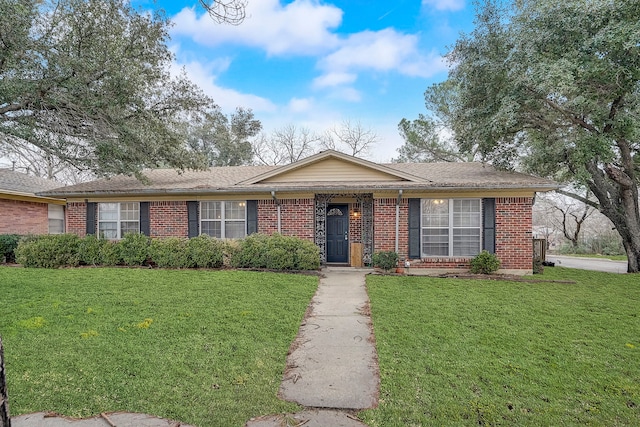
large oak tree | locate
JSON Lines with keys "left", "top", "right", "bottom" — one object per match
{"left": 421, "top": 0, "right": 640, "bottom": 272}
{"left": 0, "top": 0, "right": 221, "bottom": 178}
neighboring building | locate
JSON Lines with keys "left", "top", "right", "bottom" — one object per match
{"left": 40, "top": 150, "right": 558, "bottom": 274}
{"left": 0, "top": 169, "right": 66, "bottom": 235}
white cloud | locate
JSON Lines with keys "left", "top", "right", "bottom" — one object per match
{"left": 172, "top": 59, "right": 276, "bottom": 113}
{"left": 312, "top": 72, "right": 357, "bottom": 89}
{"left": 318, "top": 29, "right": 446, "bottom": 79}
{"left": 422, "top": 0, "right": 465, "bottom": 12}
{"left": 172, "top": 0, "right": 342, "bottom": 56}
{"left": 287, "top": 97, "right": 314, "bottom": 113}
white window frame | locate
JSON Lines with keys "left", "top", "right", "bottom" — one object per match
{"left": 97, "top": 202, "right": 140, "bottom": 239}
{"left": 421, "top": 198, "right": 482, "bottom": 257}
{"left": 200, "top": 201, "right": 247, "bottom": 239}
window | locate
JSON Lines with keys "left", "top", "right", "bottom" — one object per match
{"left": 48, "top": 204, "right": 65, "bottom": 234}
{"left": 421, "top": 199, "right": 481, "bottom": 257}
{"left": 200, "top": 201, "right": 246, "bottom": 239}
{"left": 98, "top": 202, "right": 139, "bottom": 239}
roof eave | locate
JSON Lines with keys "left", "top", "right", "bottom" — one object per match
{"left": 41, "top": 183, "right": 559, "bottom": 198}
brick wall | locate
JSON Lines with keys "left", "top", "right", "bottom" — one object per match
{"left": 257, "top": 199, "right": 315, "bottom": 241}
{"left": 349, "top": 203, "right": 362, "bottom": 243}
{"left": 66, "top": 202, "right": 87, "bottom": 236}
{"left": 150, "top": 201, "right": 188, "bottom": 238}
{"left": 495, "top": 197, "right": 533, "bottom": 270}
{"left": 0, "top": 198, "right": 49, "bottom": 235}
{"left": 373, "top": 198, "right": 409, "bottom": 259}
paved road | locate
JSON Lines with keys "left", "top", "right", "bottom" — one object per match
{"left": 546, "top": 255, "right": 628, "bottom": 274}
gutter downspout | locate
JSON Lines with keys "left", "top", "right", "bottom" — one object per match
{"left": 271, "top": 190, "right": 281, "bottom": 233}
{"left": 395, "top": 189, "right": 403, "bottom": 253}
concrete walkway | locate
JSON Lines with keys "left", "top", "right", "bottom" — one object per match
{"left": 246, "top": 268, "right": 378, "bottom": 427}
{"left": 279, "top": 268, "right": 379, "bottom": 408}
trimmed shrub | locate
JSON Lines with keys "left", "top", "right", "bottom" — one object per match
{"left": 100, "top": 241, "right": 121, "bottom": 266}
{"left": 231, "top": 233, "right": 320, "bottom": 270}
{"left": 119, "top": 233, "right": 150, "bottom": 266}
{"left": 372, "top": 251, "right": 399, "bottom": 272}
{"left": 15, "top": 234, "right": 81, "bottom": 268}
{"left": 294, "top": 240, "right": 321, "bottom": 270}
{"left": 149, "top": 237, "right": 190, "bottom": 268}
{"left": 79, "top": 235, "right": 108, "bottom": 266}
{"left": 0, "top": 234, "right": 21, "bottom": 263}
{"left": 187, "top": 235, "right": 225, "bottom": 268}
{"left": 470, "top": 250, "right": 501, "bottom": 274}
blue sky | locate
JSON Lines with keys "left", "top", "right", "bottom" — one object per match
{"left": 135, "top": 0, "right": 476, "bottom": 162}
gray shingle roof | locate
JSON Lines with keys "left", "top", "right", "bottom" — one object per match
{"left": 39, "top": 158, "right": 557, "bottom": 198}
{"left": 0, "top": 169, "right": 64, "bottom": 195}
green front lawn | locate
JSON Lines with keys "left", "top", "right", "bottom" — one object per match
{"left": 362, "top": 268, "right": 640, "bottom": 426}
{"left": 0, "top": 267, "right": 317, "bottom": 427}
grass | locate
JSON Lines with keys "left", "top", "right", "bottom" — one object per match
{"left": 362, "top": 268, "right": 640, "bottom": 426}
{"left": 0, "top": 267, "right": 317, "bottom": 427}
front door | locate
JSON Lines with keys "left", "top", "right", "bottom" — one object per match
{"left": 326, "top": 204, "right": 349, "bottom": 263}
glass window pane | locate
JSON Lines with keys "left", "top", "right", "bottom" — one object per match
{"left": 119, "top": 203, "right": 139, "bottom": 221}
{"left": 453, "top": 199, "right": 481, "bottom": 227}
{"left": 225, "top": 221, "right": 246, "bottom": 239}
{"left": 98, "top": 203, "right": 118, "bottom": 221}
{"left": 422, "top": 228, "right": 449, "bottom": 256}
{"left": 48, "top": 204, "right": 65, "bottom": 220}
{"left": 99, "top": 222, "right": 118, "bottom": 239}
{"left": 422, "top": 199, "right": 449, "bottom": 227}
{"left": 201, "top": 201, "right": 221, "bottom": 220}
{"left": 225, "top": 201, "right": 246, "bottom": 220}
{"left": 49, "top": 219, "right": 64, "bottom": 234}
{"left": 201, "top": 221, "right": 221, "bottom": 238}
{"left": 453, "top": 229, "right": 481, "bottom": 257}
{"left": 121, "top": 221, "right": 139, "bottom": 236}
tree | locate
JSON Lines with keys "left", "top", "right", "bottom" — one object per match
{"left": 426, "top": 0, "right": 640, "bottom": 272}
{"left": 198, "top": 0, "right": 247, "bottom": 25}
{"left": 253, "top": 125, "right": 320, "bottom": 166}
{"left": 321, "top": 120, "right": 378, "bottom": 157}
{"left": 187, "top": 107, "right": 260, "bottom": 167}
{"left": 536, "top": 191, "right": 596, "bottom": 249}
{"left": 395, "top": 114, "right": 476, "bottom": 163}
{"left": 0, "top": 0, "right": 217, "bottom": 178}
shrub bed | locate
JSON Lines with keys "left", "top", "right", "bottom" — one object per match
{"left": 15, "top": 232, "right": 320, "bottom": 271}
{"left": 0, "top": 234, "right": 21, "bottom": 263}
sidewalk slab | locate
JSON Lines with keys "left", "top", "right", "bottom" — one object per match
{"left": 278, "top": 270, "right": 379, "bottom": 409}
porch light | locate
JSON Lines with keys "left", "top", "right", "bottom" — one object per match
{"left": 352, "top": 208, "right": 360, "bottom": 218}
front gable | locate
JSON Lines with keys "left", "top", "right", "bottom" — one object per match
{"left": 240, "top": 150, "right": 426, "bottom": 185}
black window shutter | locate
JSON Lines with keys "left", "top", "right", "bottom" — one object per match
{"left": 140, "top": 202, "right": 150, "bottom": 236}
{"left": 86, "top": 202, "right": 96, "bottom": 235}
{"left": 482, "top": 198, "right": 496, "bottom": 254}
{"left": 408, "top": 198, "right": 421, "bottom": 259}
{"left": 187, "top": 201, "right": 199, "bottom": 238}
{"left": 246, "top": 200, "right": 258, "bottom": 235}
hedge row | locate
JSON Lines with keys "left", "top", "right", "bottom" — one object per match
{"left": 13, "top": 233, "right": 321, "bottom": 270}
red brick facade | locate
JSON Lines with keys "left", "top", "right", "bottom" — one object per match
{"left": 495, "top": 197, "right": 533, "bottom": 270}
{"left": 150, "top": 201, "right": 188, "bottom": 238}
{"left": 66, "top": 202, "right": 87, "bottom": 237}
{"left": 0, "top": 198, "right": 49, "bottom": 235}
{"left": 373, "top": 198, "right": 409, "bottom": 258}
{"left": 257, "top": 199, "right": 315, "bottom": 241}
{"left": 64, "top": 196, "right": 534, "bottom": 272}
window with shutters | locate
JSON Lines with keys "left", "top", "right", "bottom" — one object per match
{"left": 421, "top": 199, "right": 481, "bottom": 257}
{"left": 200, "top": 201, "right": 246, "bottom": 239}
{"left": 97, "top": 202, "right": 140, "bottom": 239}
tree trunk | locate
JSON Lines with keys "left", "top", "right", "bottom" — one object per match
{"left": 0, "top": 336, "right": 10, "bottom": 427}
{"left": 590, "top": 189, "right": 640, "bottom": 273}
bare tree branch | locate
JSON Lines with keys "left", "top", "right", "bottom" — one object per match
{"left": 198, "top": 0, "right": 247, "bottom": 25}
